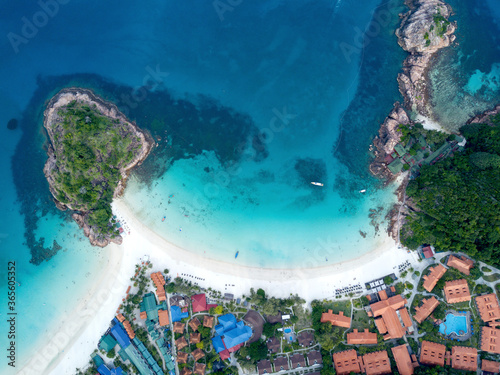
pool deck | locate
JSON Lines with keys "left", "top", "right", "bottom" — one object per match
{"left": 440, "top": 310, "right": 472, "bottom": 342}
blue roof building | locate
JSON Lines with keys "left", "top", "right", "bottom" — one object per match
{"left": 110, "top": 321, "right": 131, "bottom": 349}
{"left": 97, "top": 364, "right": 124, "bottom": 375}
{"left": 211, "top": 313, "right": 252, "bottom": 356}
{"left": 170, "top": 305, "right": 189, "bottom": 322}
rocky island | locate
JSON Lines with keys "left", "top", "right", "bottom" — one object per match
{"left": 43, "top": 88, "right": 154, "bottom": 247}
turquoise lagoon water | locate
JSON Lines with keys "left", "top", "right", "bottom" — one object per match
{"left": 439, "top": 313, "right": 468, "bottom": 336}
{"left": 0, "top": 0, "right": 498, "bottom": 371}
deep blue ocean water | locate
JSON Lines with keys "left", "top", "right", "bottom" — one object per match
{"left": 0, "top": 0, "right": 498, "bottom": 371}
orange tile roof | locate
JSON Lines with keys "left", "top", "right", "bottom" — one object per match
{"left": 140, "top": 311, "right": 147, "bottom": 320}
{"left": 151, "top": 272, "right": 166, "bottom": 302}
{"left": 482, "top": 359, "right": 500, "bottom": 373}
{"left": 447, "top": 255, "right": 474, "bottom": 275}
{"left": 371, "top": 295, "right": 409, "bottom": 340}
{"left": 192, "top": 348, "right": 205, "bottom": 361}
{"left": 420, "top": 341, "right": 446, "bottom": 366}
{"left": 370, "top": 295, "right": 407, "bottom": 317}
{"left": 116, "top": 314, "right": 125, "bottom": 322}
{"left": 123, "top": 320, "right": 135, "bottom": 339}
{"left": 422, "top": 264, "right": 447, "bottom": 292}
{"left": 332, "top": 350, "right": 361, "bottom": 375}
{"left": 400, "top": 308, "right": 413, "bottom": 328}
{"left": 189, "top": 317, "right": 201, "bottom": 332}
{"left": 346, "top": 329, "right": 377, "bottom": 345}
{"left": 203, "top": 315, "right": 214, "bottom": 328}
{"left": 175, "top": 336, "right": 188, "bottom": 350}
{"left": 158, "top": 309, "right": 170, "bottom": 326}
{"left": 190, "top": 332, "right": 201, "bottom": 344}
{"left": 362, "top": 350, "right": 391, "bottom": 375}
{"left": 481, "top": 327, "right": 500, "bottom": 354}
{"left": 194, "top": 363, "right": 206, "bottom": 375}
{"left": 177, "top": 351, "right": 188, "bottom": 364}
{"left": 476, "top": 294, "right": 500, "bottom": 323}
{"left": 391, "top": 345, "right": 414, "bottom": 375}
{"left": 451, "top": 346, "right": 477, "bottom": 372}
{"left": 174, "top": 322, "right": 185, "bottom": 334}
{"left": 321, "top": 310, "right": 351, "bottom": 328}
{"left": 444, "top": 279, "right": 471, "bottom": 304}
{"left": 378, "top": 289, "right": 388, "bottom": 301}
{"left": 413, "top": 297, "right": 440, "bottom": 324}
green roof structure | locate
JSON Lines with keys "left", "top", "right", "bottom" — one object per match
{"left": 91, "top": 353, "right": 104, "bottom": 368}
{"left": 387, "top": 158, "right": 404, "bottom": 174}
{"left": 99, "top": 334, "right": 118, "bottom": 352}
{"left": 394, "top": 144, "right": 406, "bottom": 157}
{"left": 140, "top": 293, "right": 168, "bottom": 324}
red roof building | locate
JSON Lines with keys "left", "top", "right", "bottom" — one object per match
{"left": 447, "top": 255, "right": 474, "bottom": 275}
{"left": 320, "top": 310, "right": 351, "bottom": 328}
{"left": 332, "top": 350, "right": 361, "bottom": 375}
{"left": 451, "top": 346, "right": 477, "bottom": 372}
{"left": 476, "top": 294, "right": 500, "bottom": 323}
{"left": 444, "top": 279, "right": 471, "bottom": 304}
{"left": 420, "top": 341, "right": 446, "bottom": 366}
{"left": 482, "top": 359, "right": 500, "bottom": 373}
{"left": 361, "top": 350, "right": 391, "bottom": 375}
{"left": 422, "top": 246, "right": 434, "bottom": 259}
{"left": 391, "top": 345, "right": 416, "bottom": 375}
{"left": 191, "top": 294, "right": 217, "bottom": 313}
{"left": 422, "top": 264, "right": 447, "bottom": 292}
{"left": 346, "top": 329, "right": 377, "bottom": 345}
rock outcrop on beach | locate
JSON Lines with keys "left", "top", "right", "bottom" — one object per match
{"left": 467, "top": 104, "right": 500, "bottom": 126}
{"left": 396, "top": 0, "right": 456, "bottom": 116}
{"left": 370, "top": 103, "right": 410, "bottom": 182}
{"left": 43, "top": 88, "right": 154, "bottom": 247}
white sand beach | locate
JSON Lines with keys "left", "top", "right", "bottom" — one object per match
{"left": 415, "top": 114, "right": 448, "bottom": 133}
{"left": 20, "top": 198, "right": 416, "bottom": 375}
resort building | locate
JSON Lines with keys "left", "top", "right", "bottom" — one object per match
{"left": 97, "top": 364, "right": 125, "bottom": 375}
{"left": 297, "top": 330, "right": 315, "bottom": 347}
{"left": 274, "top": 356, "right": 289, "bottom": 371}
{"left": 192, "top": 348, "right": 205, "bottom": 361}
{"left": 150, "top": 272, "right": 166, "bottom": 301}
{"left": 257, "top": 360, "right": 272, "bottom": 375}
{"left": 212, "top": 313, "right": 253, "bottom": 360}
{"left": 320, "top": 309, "right": 351, "bottom": 328}
{"left": 108, "top": 318, "right": 163, "bottom": 375}
{"left": 194, "top": 363, "right": 206, "bottom": 375}
{"left": 451, "top": 346, "right": 477, "bottom": 372}
{"left": 139, "top": 292, "right": 169, "bottom": 339}
{"left": 189, "top": 317, "right": 201, "bottom": 331}
{"left": 190, "top": 332, "right": 201, "bottom": 344}
{"left": 158, "top": 309, "right": 169, "bottom": 327}
{"left": 156, "top": 337, "right": 175, "bottom": 371}
{"left": 290, "top": 353, "right": 305, "bottom": 368}
{"left": 413, "top": 296, "right": 440, "bottom": 324}
{"left": 481, "top": 327, "right": 500, "bottom": 354}
{"left": 98, "top": 334, "right": 118, "bottom": 352}
{"left": 444, "top": 279, "right": 471, "bottom": 304}
{"left": 346, "top": 329, "right": 377, "bottom": 345}
{"left": 447, "top": 255, "right": 474, "bottom": 275}
{"left": 307, "top": 350, "right": 323, "bottom": 366}
{"left": 175, "top": 336, "right": 188, "bottom": 350}
{"left": 476, "top": 294, "right": 500, "bottom": 323}
{"left": 422, "top": 246, "right": 434, "bottom": 259}
{"left": 191, "top": 293, "right": 217, "bottom": 313}
{"left": 482, "top": 359, "right": 500, "bottom": 374}
{"left": 180, "top": 368, "right": 192, "bottom": 375}
{"left": 420, "top": 340, "right": 446, "bottom": 367}
{"left": 361, "top": 350, "right": 391, "bottom": 375}
{"left": 173, "top": 322, "right": 185, "bottom": 334}
{"left": 267, "top": 337, "right": 280, "bottom": 353}
{"left": 422, "top": 264, "right": 447, "bottom": 292}
{"left": 368, "top": 294, "right": 412, "bottom": 340}
{"left": 391, "top": 344, "right": 417, "bottom": 375}
{"left": 203, "top": 315, "right": 215, "bottom": 328}
{"left": 177, "top": 351, "right": 188, "bottom": 364}
{"left": 332, "top": 350, "right": 361, "bottom": 375}
{"left": 170, "top": 305, "right": 189, "bottom": 322}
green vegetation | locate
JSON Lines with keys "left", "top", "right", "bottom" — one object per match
{"left": 402, "top": 122, "right": 500, "bottom": 266}
{"left": 49, "top": 99, "right": 145, "bottom": 240}
{"left": 433, "top": 12, "right": 451, "bottom": 37}
{"left": 483, "top": 273, "right": 500, "bottom": 282}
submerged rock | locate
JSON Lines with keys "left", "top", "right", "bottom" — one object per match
{"left": 7, "top": 118, "right": 18, "bottom": 130}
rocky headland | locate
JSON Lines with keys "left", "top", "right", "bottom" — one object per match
{"left": 467, "top": 104, "right": 500, "bottom": 126}
{"left": 371, "top": 0, "right": 456, "bottom": 181}
{"left": 43, "top": 88, "right": 154, "bottom": 247}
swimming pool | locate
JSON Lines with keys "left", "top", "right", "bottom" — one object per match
{"left": 439, "top": 313, "right": 468, "bottom": 336}
{"left": 284, "top": 328, "right": 292, "bottom": 333}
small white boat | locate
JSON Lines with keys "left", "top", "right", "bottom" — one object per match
{"left": 359, "top": 189, "right": 366, "bottom": 193}
{"left": 311, "top": 182, "right": 324, "bottom": 186}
